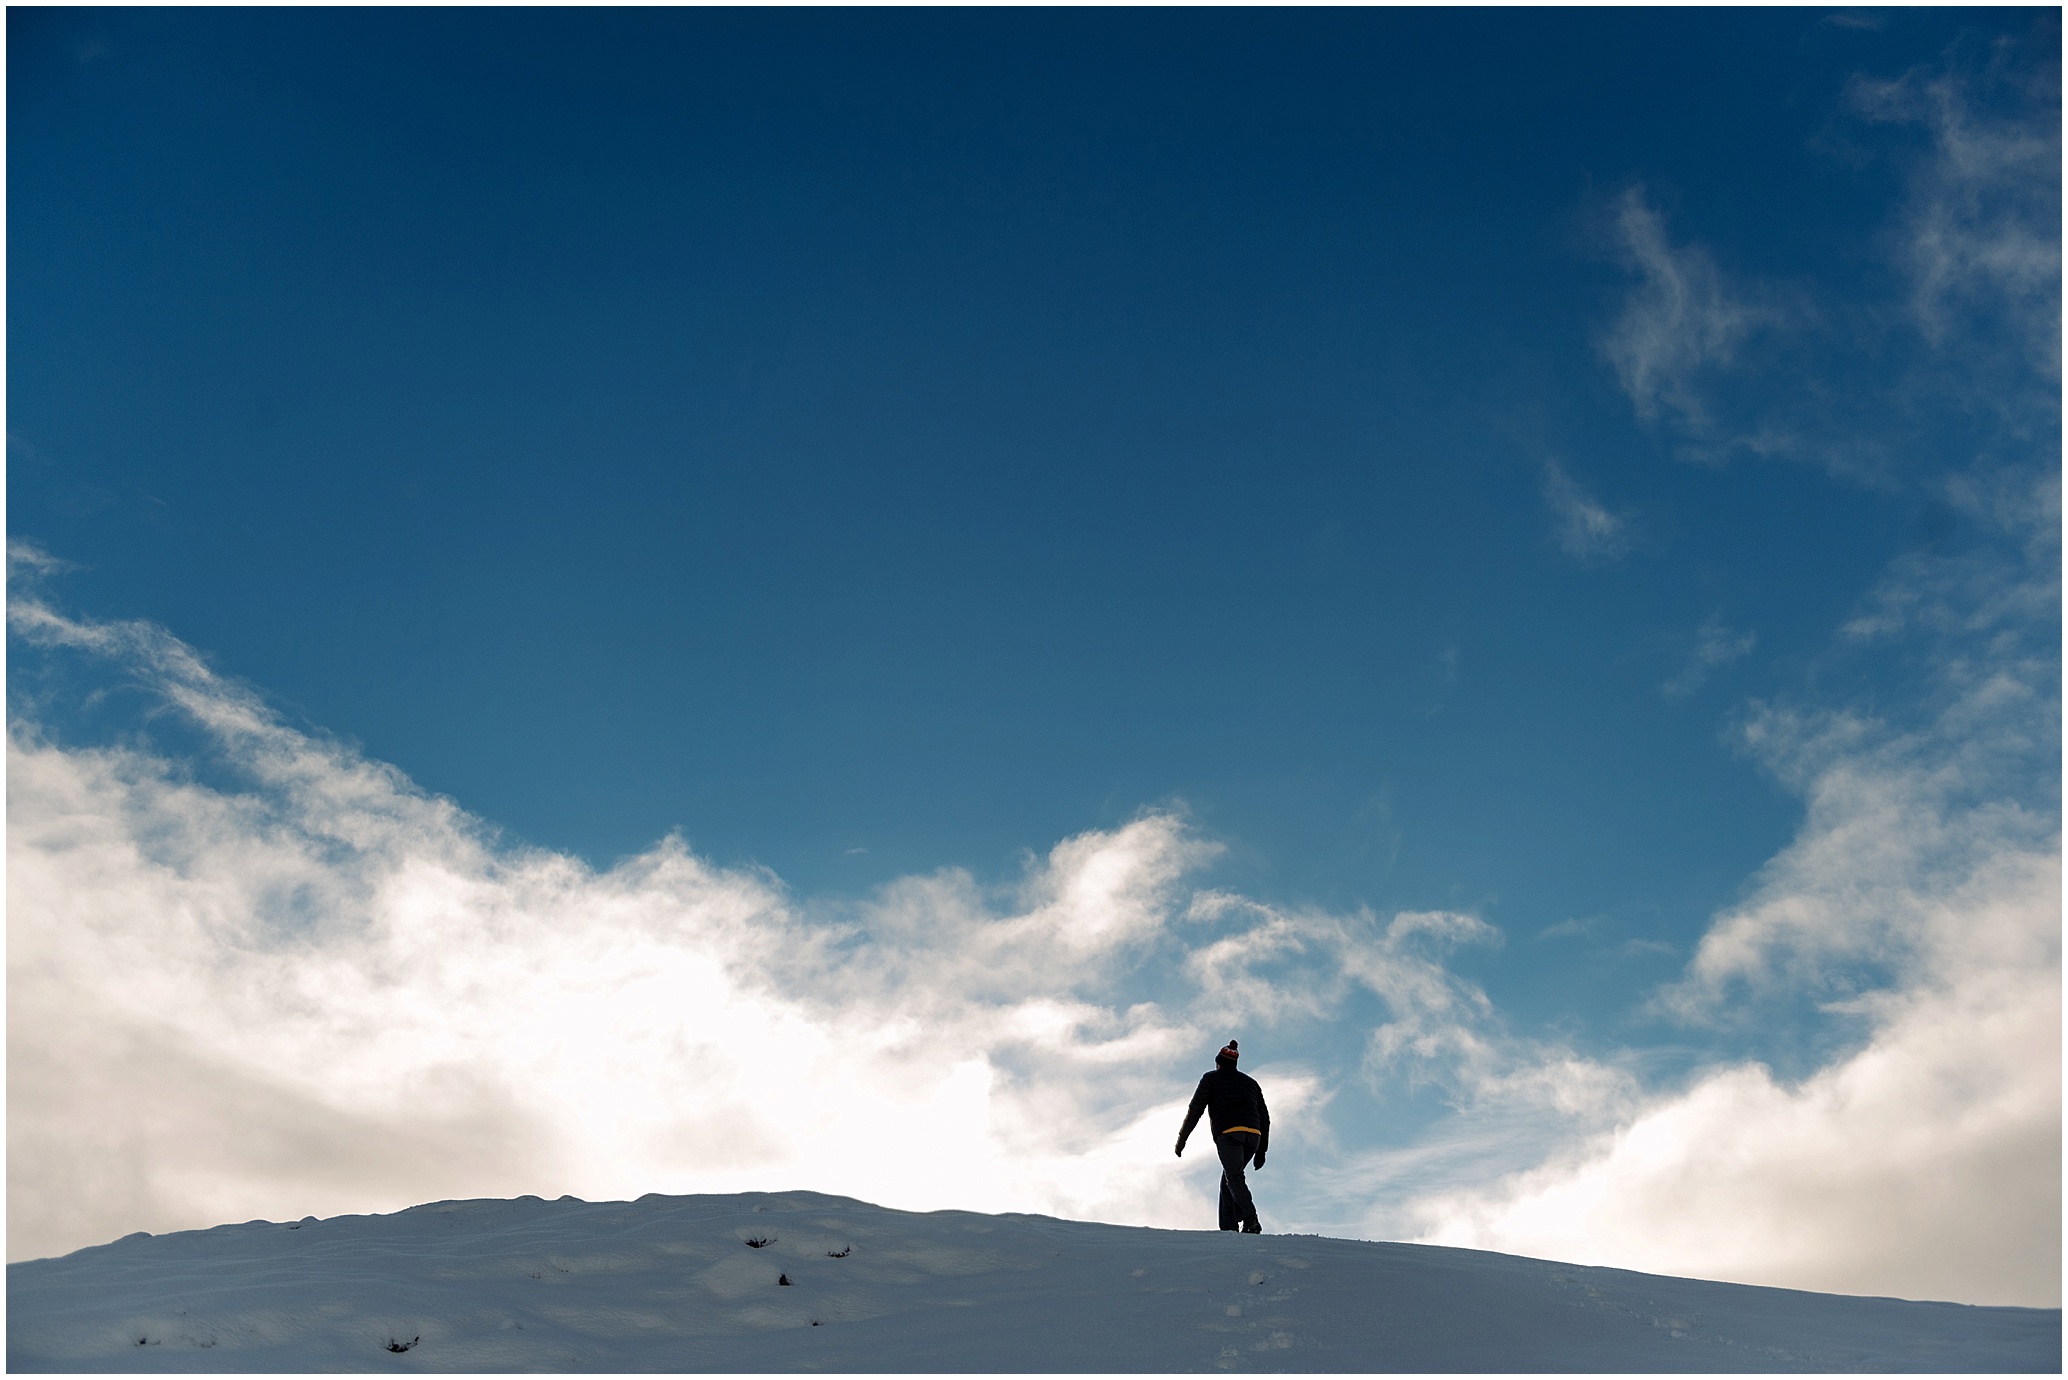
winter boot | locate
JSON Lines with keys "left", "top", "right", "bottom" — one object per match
{"left": 1241, "top": 1215, "right": 1262, "bottom": 1234}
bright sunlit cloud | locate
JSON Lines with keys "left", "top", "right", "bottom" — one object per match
{"left": 10, "top": 554, "right": 2056, "bottom": 1305}
{"left": 1, "top": 591, "right": 1397, "bottom": 1265}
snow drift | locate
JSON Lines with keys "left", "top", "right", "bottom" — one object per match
{"left": 6, "top": 1191, "right": 2056, "bottom": 1372}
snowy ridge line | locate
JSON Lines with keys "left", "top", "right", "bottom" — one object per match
{"left": 6, "top": 1190, "right": 2057, "bottom": 1373}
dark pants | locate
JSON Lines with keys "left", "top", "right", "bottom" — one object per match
{"left": 1216, "top": 1131, "right": 1261, "bottom": 1231}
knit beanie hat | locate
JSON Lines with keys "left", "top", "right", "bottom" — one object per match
{"left": 1218, "top": 1040, "right": 1240, "bottom": 1063}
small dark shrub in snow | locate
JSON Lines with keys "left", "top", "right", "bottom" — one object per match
{"left": 744, "top": 1236, "right": 773, "bottom": 1248}
{"left": 778, "top": 1274, "right": 793, "bottom": 1286}
{"left": 828, "top": 1246, "right": 851, "bottom": 1258}
{"left": 386, "top": 1336, "right": 418, "bottom": 1353}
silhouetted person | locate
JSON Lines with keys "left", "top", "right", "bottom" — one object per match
{"left": 1175, "top": 1039, "right": 1269, "bottom": 1233}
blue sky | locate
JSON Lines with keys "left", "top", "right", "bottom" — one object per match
{"left": 8, "top": 8, "right": 2059, "bottom": 1306}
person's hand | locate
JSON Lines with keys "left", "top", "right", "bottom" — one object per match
{"left": 1253, "top": 1151, "right": 1266, "bottom": 1170}
{"left": 1174, "top": 1139, "right": 1186, "bottom": 1158}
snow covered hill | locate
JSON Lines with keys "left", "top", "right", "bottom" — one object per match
{"left": 7, "top": 1191, "right": 2057, "bottom": 1372}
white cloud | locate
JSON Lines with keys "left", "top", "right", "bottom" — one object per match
{"left": 1665, "top": 700, "right": 2053, "bottom": 1015}
{"left": 1, "top": 591, "right": 1489, "bottom": 1266}
{"left": 3, "top": 711, "right": 1194, "bottom": 1259}
{"left": 1538, "top": 457, "right": 1632, "bottom": 562}
{"left": 10, "top": 475, "right": 2055, "bottom": 1308}
{"left": 1404, "top": 568, "right": 2061, "bottom": 1306}
{"left": 1409, "top": 902, "right": 2058, "bottom": 1306}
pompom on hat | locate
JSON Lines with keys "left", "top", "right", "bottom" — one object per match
{"left": 1218, "top": 1040, "right": 1240, "bottom": 1062}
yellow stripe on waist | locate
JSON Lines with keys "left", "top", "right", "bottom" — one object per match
{"left": 1220, "top": 1126, "right": 1262, "bottom": 1136}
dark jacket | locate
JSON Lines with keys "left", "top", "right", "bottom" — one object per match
{"left": 1178, "top": 1063, "right": 1269, "bottom": 1154}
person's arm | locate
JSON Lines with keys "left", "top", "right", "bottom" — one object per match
{"left": 1175, "top": 1074, "right": 1211, "bottom": 1155}
{"left": 1254, "top": 1080, "right": 1270, "bottom": 1165}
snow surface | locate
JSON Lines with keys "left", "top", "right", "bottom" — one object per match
{"left": 6, "top": 1191, "right": 2057, "bottom": 1372}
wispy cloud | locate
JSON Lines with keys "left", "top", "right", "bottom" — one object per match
{"left": 6, "top": 540, "right": 77, "bottom": 578}
{"left": 1598, "top": 37, "right": 2057, "bottom": 481}
{"left": 1661, "top": 615, "right": 1757, "bottom": 698}
{"left": 1851, "top": 49, "right": 2062, "bottom": 375}
{"left": 1842, "top": 467, "right": 2061, "bottom": 662}
{"left": 1538, "top": 457, "right": 1632, "bottom": 562}
{"left": 1598, "top": 188, "right": 1774, "bottom": 436}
